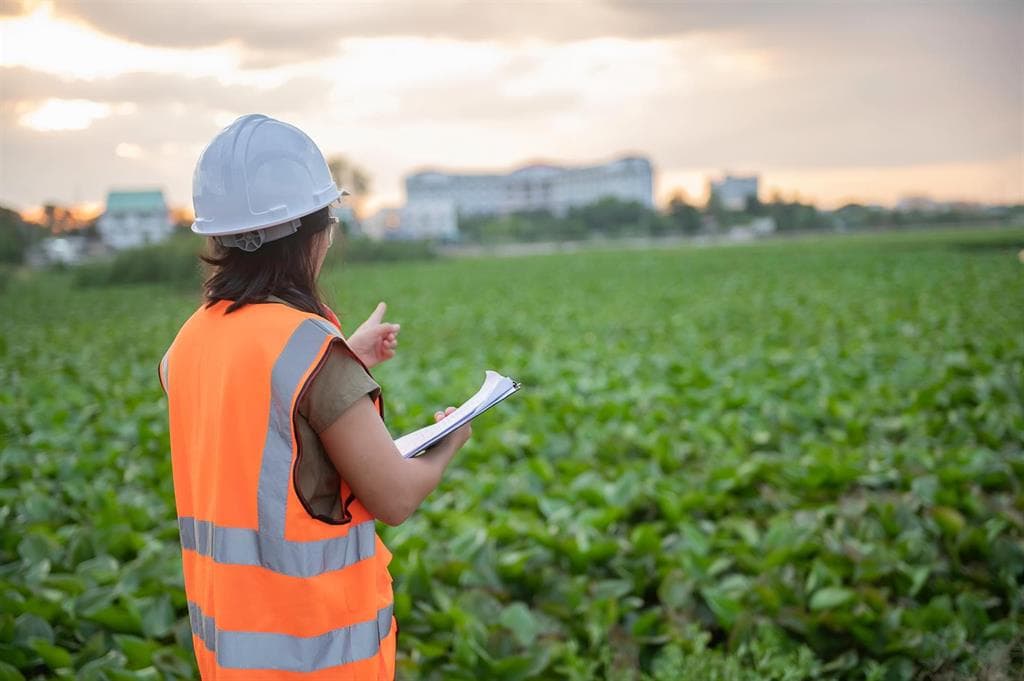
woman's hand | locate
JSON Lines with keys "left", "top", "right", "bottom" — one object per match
{"left": 430, "top": 406, "right": 472, "bottom": 452}
{"left": 346, "top": 301, "right": 400, "bottom": 368}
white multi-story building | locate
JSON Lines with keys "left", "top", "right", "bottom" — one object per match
{"left": 97, "top": 189, "right": 173, "bottom": 250}
{"left": 401, "top": 156, "right": 654, "bottom": 238}
{"left": 400, "top": 195, "right": 458, "bottom": 240}
{"left": 709, "top": 174, "right": 759, "bottom": 211}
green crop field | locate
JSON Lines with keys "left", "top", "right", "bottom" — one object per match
{"left": 1, "top": 227, "right": 1022, "bottom": 680}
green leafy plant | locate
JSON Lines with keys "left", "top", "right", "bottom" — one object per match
{"left": 1, "top": 226, "right": 1021, "bottom": 680}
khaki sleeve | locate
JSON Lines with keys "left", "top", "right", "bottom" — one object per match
{"left": 298, "top": 342, "right": 381, "bottom": 434}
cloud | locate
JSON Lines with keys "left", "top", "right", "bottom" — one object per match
{"left": 45, "top": 1, "right": 1023, "bottom": 49}
{"left": 0, "top": 66, "right": 339, "bottom": 207}
{"left": 394, "top": 81, "right": 580, "bottom": 122}
{"left": 622, "top": 44, "right": 1022, "bottom": 172}
{"left": 0, "top": 103, "right": 216, "bottom": 208}
{"left": 0, "top": 0, "right": 27, "bottom": 16}
{"left": 45, "top": 1, "right": 622, "bottom": 66}
{"left": 49, "top": 0, "right": 338, "bottom": 65}
{"left": 1, "top": 2, "right": 1020, "bottom": 210}
{"left": 37, "top": 0, "right": 846, "bottom": 65}
{"left": 0, "top": 65, "right": 332, "bottom": 112}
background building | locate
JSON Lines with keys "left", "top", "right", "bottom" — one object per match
{"left": 401, "top": 155, "right": 654, "bottom": 238}
{"left": 710, "top": 174, "right": 760, "bottom": 211}
{"left": 895, "top": 195, "right": 944, "bottom": 213}
{"left": 400, "top": 196, "right": 457, "bottom": 240}
{"left": 97, "top": 189, "right": 173, "bottom": 250}
{"left": 361, "top": 207, "right": 404, "bottom": 240}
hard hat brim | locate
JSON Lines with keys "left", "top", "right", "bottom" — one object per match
{"left": 192, "top": 190, "right": 346, "bottom": 237}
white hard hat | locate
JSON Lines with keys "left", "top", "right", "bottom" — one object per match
{"left": 191, "top": 113, "right": 350, "bottom": 250}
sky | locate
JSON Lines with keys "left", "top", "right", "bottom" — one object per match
{"left": 1, "top": 0, "right": 1021, "bottom": 218}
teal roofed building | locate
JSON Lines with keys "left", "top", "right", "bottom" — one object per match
{"left": 97, "top": 189, "right": 172, "bottom": 250}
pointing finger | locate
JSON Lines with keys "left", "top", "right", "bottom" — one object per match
{"left": 368, "top": 301, "right": 387, "bottom": 324}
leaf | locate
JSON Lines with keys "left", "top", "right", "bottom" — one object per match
{"left": 810, "top": 587, "right": 856, "bottom": 611}
{"left": 932, "top": 506, "right": 966, "bottom": 536}
{"left": 114, "top": 634, "right": 159, "bottom": 669}
{"left": 28, "top": 639, "right": 73, "bottom": 669}
{"left": 591, "top": 580, "right": 633, "bottom": 601}
{"left": 139, "top": 595, "right": 174, "bottom": 638}
{"left": 85, "top": 602, "right": 144, "bottom": 635}
{"left": 106, "top": 668, "right": 162, "bottom": 681}
{"left": 910, "top": 475, "right": 939, "bottom": 505}
{"left": 700, "top": 587, "right": 741, "bottom": 628}
{"left": 152, "top": 647, "right": 195, "bottom": 677}
{"left": 498, "top": 603, "right": 539, "bottom": 647}
{"left": 658, "top": 572, "right": 691, "bottom": 609}
{"left": 13, "top": 613, "right": 53, "bottom": 645}
{"left": 16, "top": 533, "right": 59, "bottom": 565}
{"left": 0, "top": 661, "right": 26, "bottom": 681}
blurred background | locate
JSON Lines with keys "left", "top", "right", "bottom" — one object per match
{"left": 1, "top": 3, "right": 1023, "bottom": 681}
{"left": 0, "top": 0, "right": 1021, "bottom": 259}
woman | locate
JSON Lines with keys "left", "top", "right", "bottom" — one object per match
{"left": 158, "top": 113, "right": 471, "bottom": 680}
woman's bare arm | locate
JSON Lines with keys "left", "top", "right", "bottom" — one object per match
{"left": 319, "top": 398, "right": 471, "bottom": 525}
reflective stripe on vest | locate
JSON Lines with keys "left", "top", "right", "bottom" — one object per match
{"left": 177, "top": 516, "right": 377, "bottom": 576}
{"left": 162, "top": 304, "right": 395, "bottom": 678}
{"left": 188, "top": 601, "right": 394, "bottom": 672}
{"left": 257, "top": 318, "right": 376, "bottom": 569}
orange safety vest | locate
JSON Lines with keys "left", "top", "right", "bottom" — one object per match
{"left": 158, "top": 299, "right": 396, "bottom": 680}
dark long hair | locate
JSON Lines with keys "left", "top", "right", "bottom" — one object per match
{"left": 201, "top": 206, "right": 333, "bottom": 316}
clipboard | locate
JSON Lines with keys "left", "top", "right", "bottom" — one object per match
{"left": 394, "top": 370, "right": 522, "bottom": 458}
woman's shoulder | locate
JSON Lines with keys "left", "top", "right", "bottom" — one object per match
{"left": 222, "top": 294, "right": 329, "bottom": 330}
{"left": 176, "top": 297, "right": 331, "bottom": 361}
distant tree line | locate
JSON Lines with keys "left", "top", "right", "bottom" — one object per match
{"left": 828, "top": 202, "right": 1024, "bottom": 229}
{"left": 0, "top": 207, "right": 49, "bottom": 264}
{"left": 2, "top": 189, "right": 1022, "bottom": 270}
{"left": 453, "top": 192, "right": 1024, "bottom": 245}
